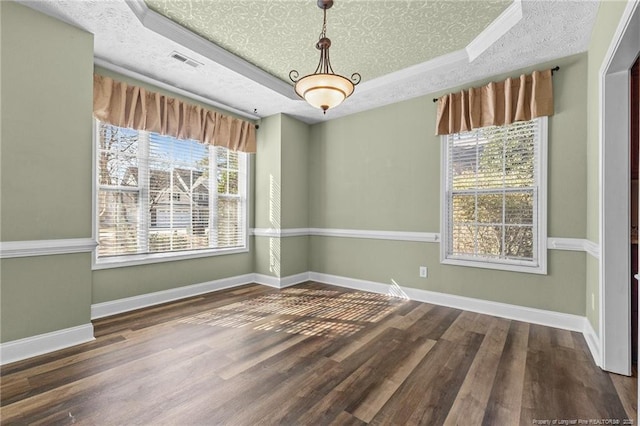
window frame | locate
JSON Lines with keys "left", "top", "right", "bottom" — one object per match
{"left": 91, "top": 119, "right": 250, "bottom": 270}
{"left": 439, "top": 117, "right": 548, "bottom": 275}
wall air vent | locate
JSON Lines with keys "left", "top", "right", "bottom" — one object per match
{"left": 169, "top": 51, "right": 202, "bottom": 68}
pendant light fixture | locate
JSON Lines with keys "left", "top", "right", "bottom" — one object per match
{"left": 289, "top": 0, "right": 361, "bottom": 114}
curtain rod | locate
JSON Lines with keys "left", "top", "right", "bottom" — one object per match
{"left": 94, "top": 57, "right": 261, "bottom": 121}
{"left": 432, "top": 66, "right": 560, "bottom": 103}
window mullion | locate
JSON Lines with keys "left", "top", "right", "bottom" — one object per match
{"left": 238, "top": 152, "right": 247, "bottom": 244}
{"left": 210, "top": 147, "right": 218, "bottom": 248}
{"left": 138, "top": 131, "right": 150, "bottom": 254}
{"left": 501, "top": 133, "right": 507, "bottom": 259}
{"left": 474, "top": 133, "right": 480, "bottom": 256}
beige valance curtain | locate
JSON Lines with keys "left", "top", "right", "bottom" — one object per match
{"left": 93, "top": 74, "right": 256, "bottom": 153}
{"left": 435, "top": 69, "right": 554, "bottom": 136}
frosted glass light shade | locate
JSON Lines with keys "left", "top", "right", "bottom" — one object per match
{"left": 294, "top": 73, "right": 355, "bottom": 112}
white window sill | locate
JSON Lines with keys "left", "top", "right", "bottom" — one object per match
{"left": 92, "top": 246, "right": 249, "bottom": 270}
{"left": 441, "top": 256, "right": 547, "bottom": 275}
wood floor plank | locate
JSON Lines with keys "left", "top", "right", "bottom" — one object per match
{"left": 1, "top": 282, "right": 636, "bottom": 425}
{"left": 520, "top": 325, "right": 629, "bottom": 424}
{"left": 349, "top": 338, "right": 437, "bottom": 423}
{"left": 370, "top": 331, "right": 484, "bottom": 425}
{"left": 443, "top": 317, "right": 510, "bottom": 426}
{"left": 481, "top": 320, "right": 530, "bottom": 426}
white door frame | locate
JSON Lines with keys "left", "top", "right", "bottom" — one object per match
{"left": 600, "top": 0, "right": 639, "bottom": 376}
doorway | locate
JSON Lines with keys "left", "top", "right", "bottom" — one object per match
{"left": 631, "top": 56, "right": 639, "bottom": 365}
{"left": 600, "top": 0, "right": 639, "bottom": 377}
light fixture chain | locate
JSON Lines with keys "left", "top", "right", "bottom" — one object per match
{"left": 321, "top": 7, "right": 327, "bottom": 39}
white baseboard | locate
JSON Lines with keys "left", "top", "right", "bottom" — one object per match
{"left": 91, "top": 272, "right": 311, "bottom": 319}
{"left": 309, "top": 272, "right": 390, "bottom": 294}
{"left": 91, "top": 273, "right": 255, "bottom": 319}
{"left": 308, "top": 271, "right": 600, "bottom": 363}
{"left": 4, "top": 271, "right": 602, "bottom": 368}
{"left": 254, "top": 272, "right": 310, "bottom": 289}
{"left": 583, "top": 319, "right": 602, "bottom": 367}
{"left": 0, "top": 323, "right": 95, "bottom": 366}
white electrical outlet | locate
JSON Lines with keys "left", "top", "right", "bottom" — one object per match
{"left": 419, "top": 266, "right": 428, "bottom": 278}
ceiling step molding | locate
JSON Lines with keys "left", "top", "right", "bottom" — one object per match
{"left": 124, "top": 0, "right": 296, "bottom": 100}
{"left": 0, "top": 238, "right": 97, "bottom": 259}
{"left": 465, "top": 0, "right": 523, "bottom": 62}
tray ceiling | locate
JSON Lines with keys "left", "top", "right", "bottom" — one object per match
{"left": 144, "top": 0, "right": 511, "bottom": 82}
{"left": 18, "top": 0, "right": 599, "bottom": 124}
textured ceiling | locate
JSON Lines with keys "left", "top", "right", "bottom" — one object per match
{"left": 18, "top": 0, "right": 600, "bottom": 124}
{"left": 143, "top": 0, "right": 511, "bottom": 82}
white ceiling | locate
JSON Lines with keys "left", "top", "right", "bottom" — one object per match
{"left": 19, "top": 0, "right": 599, "bottom": 125}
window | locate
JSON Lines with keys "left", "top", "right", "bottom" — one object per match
{"left": 95, "top": 121, "right": 248, "bottom": 267}
{"left": 441, "top": 117, "right": 547, "bottom": 274}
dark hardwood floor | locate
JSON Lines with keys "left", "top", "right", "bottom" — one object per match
{"left": 1, "top": 282, "right": 636, "bottom": 425}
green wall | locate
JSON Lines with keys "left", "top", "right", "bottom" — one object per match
{"left": 585, "top": 0, "right": 628, "bottom": 333}
{"left": 1, "top": 0, "right": 631, "bottom": 349}
{"left": 0, "top": 2, "right": 258, "bottom": 342}
{"left": 254, "top": 114, "right": 282, "bottom": 277}
{"left": 1, "top": 2, "right": 93, "bottom": 240}
{"left": 309, "top": 53, "right": 589, "bottom": 315}
{"left": 1, "top": 255, "right": 92, "bottom": 342}
{"left": 280, "top": 115, "right": 310, "bottom": 276}
{"left": 0, "top": 1, "right": 94, "bottom": 341}
{"left": 92, "top": 254, "right": 253, "bottom": 303}
{"left": 253, "top": 114, "right": 310, "bottom": 278}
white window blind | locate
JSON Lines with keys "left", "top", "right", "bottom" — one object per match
{"left": 96, "top": 121, "right": 247, "bottom": 263}
{"left": 441, "top": 118, "right": 547, "bottom": 273}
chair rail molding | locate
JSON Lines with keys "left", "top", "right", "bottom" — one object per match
{"left": 0, "top": 238, "right": 97, "bottom": 259}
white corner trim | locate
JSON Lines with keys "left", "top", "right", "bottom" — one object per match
{"left": 253, "top": 273, "right": 282, "bottom": 288}
{"left": 308, "top": 271, "right": 598, "bottom": 362}
{"left": 583, "top": 318, "right": 601, "bottom": 367}
{"left": 308, "top": 228, "right": 440, "bottom": 243}
{"left": 124, "top": 0, "right": 296, "bottom": 100}
{"left": 0, "top": 238, "right": 98, "bottom": 259}
{"left": 466, "top": 0, "right": 523, "bottom": 62}
{"left": 582, "top": 239, "right": 600, "bottom": 260}
{"left": 251, "top": 228, "right": 311, "bottom": 238}
{"left": 0, "top": 324, "right": 95, "bottom": 366}
{"left": 254, "top": 272, "right": 310, "bottom": 289}
{"left": 91, "top": 273, "right": 255, "bottom": 319}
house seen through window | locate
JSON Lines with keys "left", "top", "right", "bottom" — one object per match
{"left": 441, "top": 118, "right": 547, "bottom": 274}
{"left": 95, "top": 121, "right": 248, "bottom": 265}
